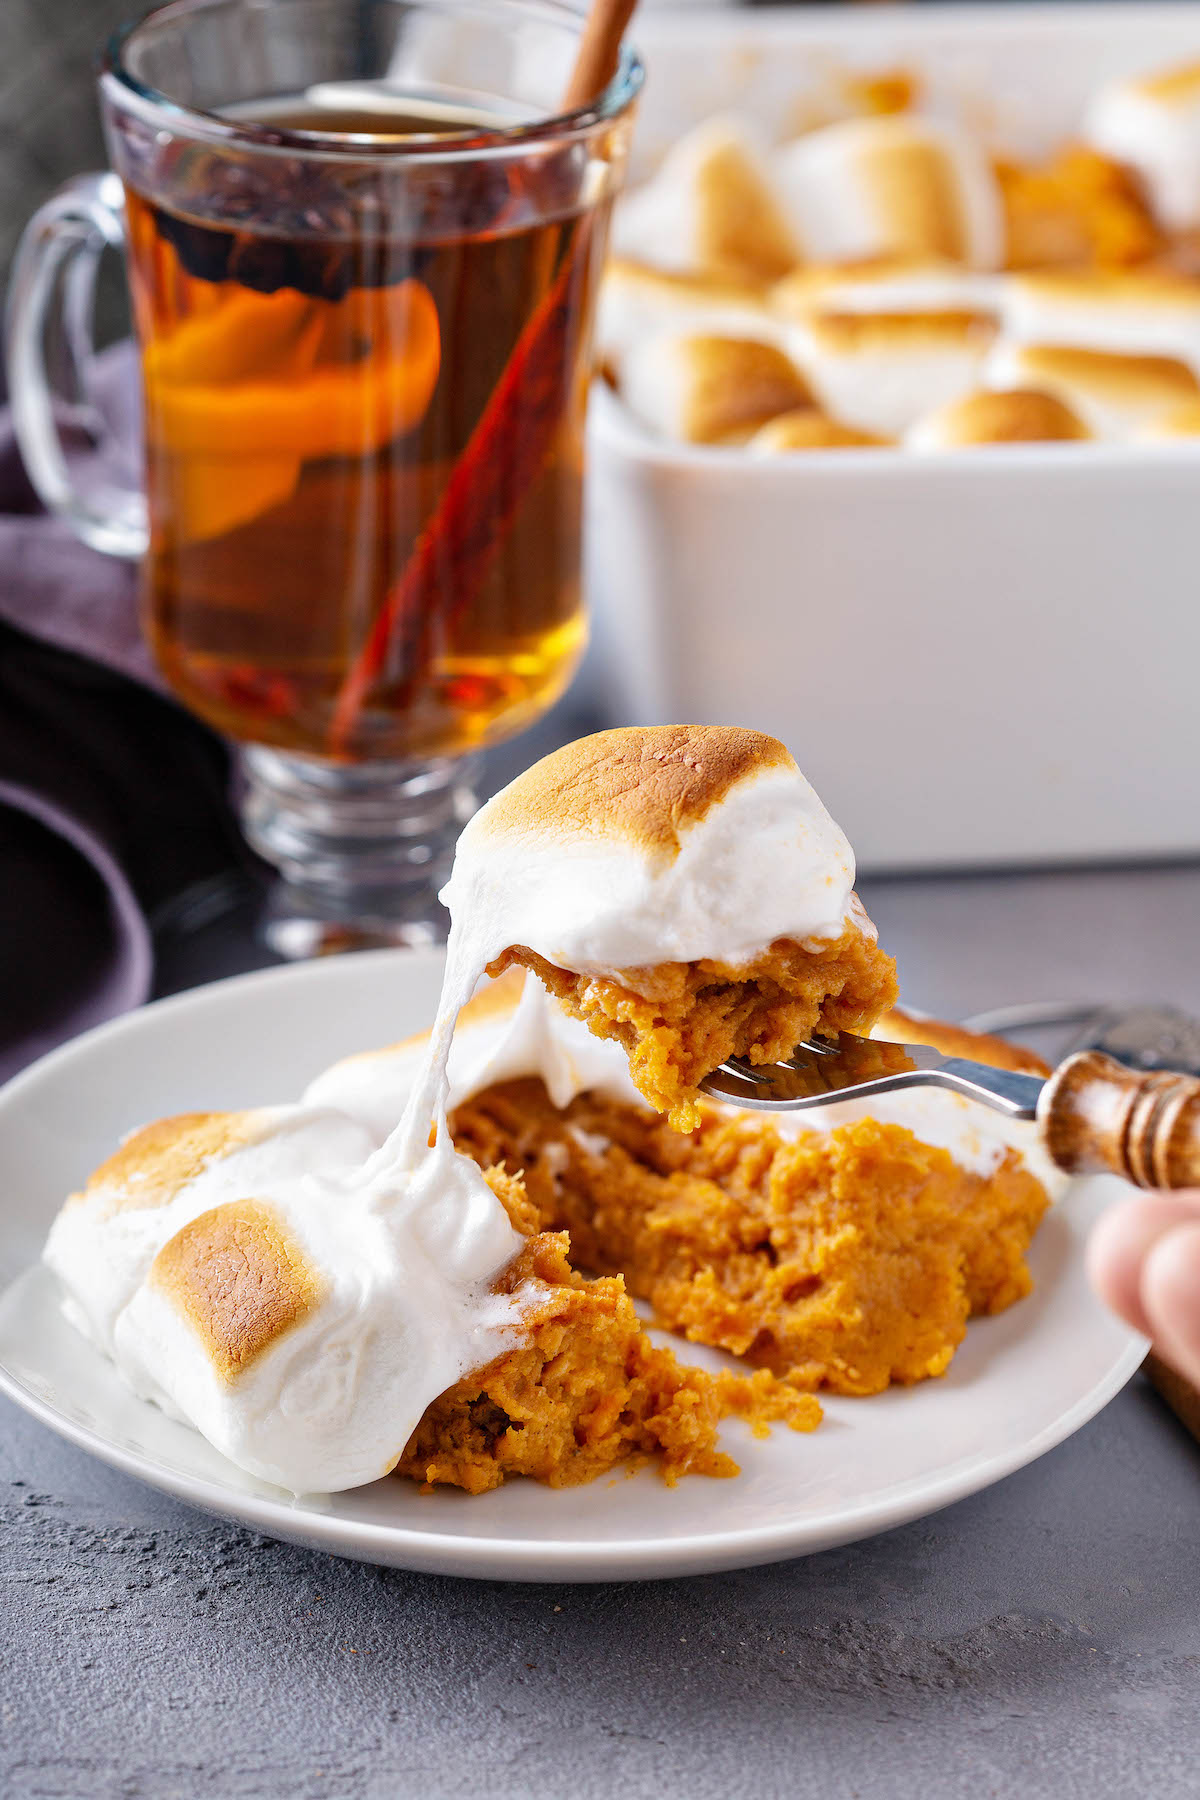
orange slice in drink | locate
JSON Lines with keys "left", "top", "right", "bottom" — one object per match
{"left": 144, "top": 279, "right": 442, "bottom": 542}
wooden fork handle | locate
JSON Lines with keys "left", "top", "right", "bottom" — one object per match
{"left": 1040, "top": 1051, "right": 1200, "bottom": 1187}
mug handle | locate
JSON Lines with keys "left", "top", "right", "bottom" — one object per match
{"left": 6, "top": 170, "right": 148, "bottom": 558}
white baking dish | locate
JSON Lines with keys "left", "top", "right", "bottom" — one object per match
{"left": 585, "top": 4, "right": 1200, "bottom": 871}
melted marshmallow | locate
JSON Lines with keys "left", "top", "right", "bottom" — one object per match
{"left": 1001, "top": 272, "right": 1200, "bottom": 373}
{"left": 905, "top": 385, "right": 1091, "bottom": 451}
{"left": 43, "top": 1086, "right": 531, "bottom": 1494}
{"left": 772, "top": 116, "right": 1006, "bottom": 272}
{"left": 134, "top": 1155, "right": 518, "bottom": 1494}
{"left": 44, "top": 1105, "right": 378, "bottom": 1357}
{"left": 306, "top": 975, "right": 645, "bottom": 1141}
{"left": 438, "top": 754, "right": 858, "bottom": 974}
{"left": 598, "top": 260, "right": 779, "bottom": 372}
{"left": 984, "top": 341, "right": 1199, "bottom": 441}
{"left": 44, "top": 977, "right": 541, "bottom": 1492}
{"left": 786, "top": 308, "right": 997, "bottom": 438}
{"left": 305, "top": 975, "right": 1063, "bottom": 1195}
{"left": 611, "top": 116, "right": 800, "bottom": 282}
{"left": 618, "top": 331, "right": 812, "bottom": 445}
{"left": 771, "top": 260, "right": 1005, "bottom": 320}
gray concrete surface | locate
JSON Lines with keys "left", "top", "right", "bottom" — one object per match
{"left": 4, "top": 859, "right": 1200, "bottom": 1799}
{"left": 3, "top": 1376, "right": 1198, "bottom": 1800}
{"left": 0, "top": 1, "right": 122, "bottom": 303}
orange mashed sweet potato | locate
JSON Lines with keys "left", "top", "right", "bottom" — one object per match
{"left": 489, "top": 926, "right": 899, "bottom": 1132}
{"left": 995, "top": 145, "right": 1162, "bottom": 270}
{"left": 397, "top": 1166, "right": 819, "bottom": 1494}
{"left": 450, "top": 1084, "right": 1050, "bottom": 1398}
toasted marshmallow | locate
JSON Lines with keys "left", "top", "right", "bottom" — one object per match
{"left": 1002, "top": 270, "right": 1200, "bottom": 370}
{"left": 773, "top": 116, "right": 1006, "bottom": 271}
{"left": 787, "top": 308, "right": 997, "bottom": 437}
{"left": 44, "top": 1106, "right": 378, "bottom": 1356}
{"left": 618, "top": 333, "right": 812, "bottom": 444}
{"left": 308, "top": 969, "right": 1062, "bottom": 1194}
{"left": 747, "top": 409, "right": 890, "bottom": 452}
{"left": 1085, "top": 61, "right": 1200, "bottom": 232}
{"left": 612, "top": 117, "right": 800, "bottom": 283}
{"left": 1135, "top": 398, "right": 1200, "bottom": 441}
{"left": 440, "top": 726, "right": 863, "bottom": 973}
{"left": 44, "top": 1104, "right": 530, "bottom": 1495}
{"left": 307, "top": 968, "right": 645, "bottom": 1138}
{"left": 906, "top": 386, "right": 1091, "bottom": 451}
{"left": 597, "top": 260, "right": 776, "bottom": 372}
{"left": 771, "top": 257, "right": 1004, "bottom": 320}
{"left": 985, "top": 341, "right": 1200, "bottom": 439}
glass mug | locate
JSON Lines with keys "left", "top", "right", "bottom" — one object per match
{"left": 7, "top": 0, "right": 641, "bottom": 952}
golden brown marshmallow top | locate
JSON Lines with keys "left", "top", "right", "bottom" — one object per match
{"left": 476, "top": 726, "right": 796, "bottom": 866}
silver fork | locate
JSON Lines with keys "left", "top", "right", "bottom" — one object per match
{"left": 697, "top": 1032, "right": 1200, "bottom": 1189}
{"left": 699, "top": 1034, "right": 1043, "bottom": 1118}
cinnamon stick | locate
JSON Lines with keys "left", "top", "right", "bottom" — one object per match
{"left": 562, "top": 0, "right": 640, "bottom": 114}
{"left": 328, "top": 219, "right": 594, "bottom": 755}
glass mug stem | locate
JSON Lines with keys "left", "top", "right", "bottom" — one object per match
{"left": 241, "top": 747, "right": 481, "bottom": 957}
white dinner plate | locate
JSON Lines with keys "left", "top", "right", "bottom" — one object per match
{"left": 0, "top": 948, "right": 1145, "bottom": 1582}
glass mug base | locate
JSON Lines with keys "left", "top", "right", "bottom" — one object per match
{"left": 241, "top": 747, "right": 480, "bottom": 958}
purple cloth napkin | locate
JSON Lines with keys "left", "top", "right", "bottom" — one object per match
{"left": 0, "top": 347, "right": 248, "bottom": 1082}
{"left": 0, "top": 779, "right": 152, "bottom": 1079}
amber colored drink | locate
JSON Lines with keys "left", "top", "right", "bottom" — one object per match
{"left": 125, "top": 95, "right": 604, "bottom": 762}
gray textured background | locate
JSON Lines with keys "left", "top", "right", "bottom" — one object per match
{"left": 4, "top": 1372, "right": 1199, "bottom": 1800}
{"left": 0, "top": 1, "right": 121, "bottom": 297}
